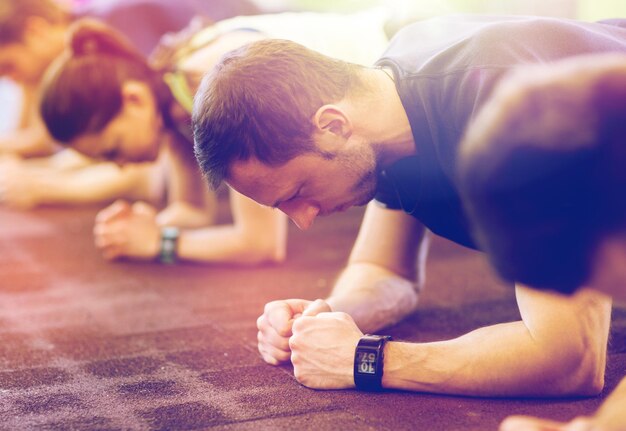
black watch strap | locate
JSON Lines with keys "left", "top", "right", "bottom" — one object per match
{"left": 354, "top": 334, "right": 392, "bottom": 391}
{"left": 159, "top": 226, "right": 180, "bottom": 264}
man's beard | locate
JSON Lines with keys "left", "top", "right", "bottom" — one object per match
{"left": 351, "top": 168, "right": 378, "bottom": 206}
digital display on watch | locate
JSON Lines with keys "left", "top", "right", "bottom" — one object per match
{"left": 356, "top": 351, "right": 377, "bottom": 374}
{"left": 354, "top": 334, "right": 391, "bottom": 390}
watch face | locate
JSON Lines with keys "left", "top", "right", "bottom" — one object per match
{"left": 356, "top": 350, "right": 377, "bottom": 374}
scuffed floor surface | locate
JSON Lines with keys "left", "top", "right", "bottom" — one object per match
{"left": 0, "top": 204, "right": 624, "bottom": 431}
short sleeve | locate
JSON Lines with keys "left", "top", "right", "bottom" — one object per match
{"left": 373, "top": 170, "right": 403, "bottom": 210}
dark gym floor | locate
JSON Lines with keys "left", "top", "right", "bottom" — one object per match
{"left": 0, "top": 199, "right": 624, "bottom": 431}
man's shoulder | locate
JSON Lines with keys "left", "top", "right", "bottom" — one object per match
{"left": 377, "top": 15, "right": 525, "bottom": 72}
{"left": 378, "top": 15, "right": 625, "bottom": 78}
{"left": 390, "top": 14, "right": 600, "bottom": 39}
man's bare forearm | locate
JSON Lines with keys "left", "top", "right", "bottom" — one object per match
{"left": 382, "top": 288, "right": 611, "bottom": 397}
{"left": 326, "top": 262, "right": 420, "bottom": 333}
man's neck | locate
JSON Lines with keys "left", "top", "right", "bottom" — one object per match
{"left": 353, "top": 68, "right": 417, "bottom": 168}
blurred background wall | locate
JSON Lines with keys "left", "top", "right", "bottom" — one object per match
{"left": 2, "top": 0, "right": 625, "bottom": 134}
{"left": 257, "top": 0, "right": 626, "bottom": 20}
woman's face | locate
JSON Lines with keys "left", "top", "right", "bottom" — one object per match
{"left": 70, "top": 81, "right": 162, "bottom": 165}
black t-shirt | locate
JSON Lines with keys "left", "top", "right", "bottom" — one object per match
{"left": 76, "top": 0, "right": 260, "bottom": 56}
{"left": 374, "top": 15, "right": 626, "bottom": 249}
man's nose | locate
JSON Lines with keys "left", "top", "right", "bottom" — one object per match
{"left": 279, "top": 200, "right": 320, "bottom": 230}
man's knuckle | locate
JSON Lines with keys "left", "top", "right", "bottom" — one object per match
{"left": 256, "top": 315, "right": 266, "bottom": 329}
{"left": 276, "top": 323, "right": 291, "bottom": 337}
{"left": 292, "top": 318, "right": 305, "bottom": 333}
{"left": 263, "top": 354, "right": 277, "bottom": 365}
{"left": 337, "top": 312, "right": 350, "bottom": 320}
{"left": 295, "top": 372, "right": 310, "bottom": 387}
{"left": 293, "top": 366, "right": 303, "bottom": 381}
{"left": 278, "top": 337, "right": 290, "bottom": 351}
{"left": 264, "top": 300, "right": 283, "bottom": 314}
{"left": 288, "top": 336, "right": 298, "bottom": 350}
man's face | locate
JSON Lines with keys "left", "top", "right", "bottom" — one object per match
{"left": 228, "top": 144, "right": 378, "bottom": 230}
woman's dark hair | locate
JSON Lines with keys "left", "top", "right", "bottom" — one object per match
{"left": 40, "top": 18, "right": 173, "bottom": 144}
{"left": 459, "top": 56, "right": 626, "bottom": 294}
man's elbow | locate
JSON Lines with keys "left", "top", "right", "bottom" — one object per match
{"left": 569, "top": 337, "right": 606, "bottom": 396}
{"left": 529, "top": 289, "right": 611, "bottom": 397}
{"left": 561, "top": 294, "right": 611, "bottom": 396}
{"left": 558, "top": 343, "right": 605, "bottom": 396}
{"left": 576, "top": 366, "right": 605, "bottom": 397}
{"left": 544, "top": 326, "right": 607, "bottom": 396}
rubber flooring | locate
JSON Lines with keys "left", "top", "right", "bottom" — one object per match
{"left": 0, "top": 202, "right": 624, "bottom": 430}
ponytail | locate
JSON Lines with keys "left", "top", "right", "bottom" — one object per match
{"left": 68, "top": 18, "right": 148, "bottom": 64}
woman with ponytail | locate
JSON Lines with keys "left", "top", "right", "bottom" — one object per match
{"left": 30, "top": 11, "right": 389, "bottom": 265}
{"left": 0, "top": 0, "right": 259, "bottom": 158}
{"left": 37, "top": 19, "right": 219, "bottom": 259}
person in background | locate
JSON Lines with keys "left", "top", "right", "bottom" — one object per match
{"left": 458, "top": 53, "right": 626, "bottom": 431}
{"left": 0, "top": 0, "right": 259, "bottom": 225}
{"left": 33, "top": 10, "right": 389, "bottom": 264}
{"left": 0, "top": 0, "right": 259, "bottom": 158}
{"left": 0, "top": 0, "right": 259, "bottom": 157}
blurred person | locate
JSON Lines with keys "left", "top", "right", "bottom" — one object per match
{"left": 33, "top": 10, "right": 389, "bottom": 264}
{"left": 193, "top": 15, "right": 626, "bottom": 396}
{"left": 458, "top": 54, "right": 626, "bottom": 431}
{"left": 0, "top": 0, "right": 259, "bottom": 157}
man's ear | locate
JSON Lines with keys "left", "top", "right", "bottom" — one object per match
{"left": 313, "top": 105, "right": 352, "bottom": 138}
{"left": 121, "top": 81, "right": 154, "bottom": 109}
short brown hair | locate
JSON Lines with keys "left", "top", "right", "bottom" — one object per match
{"left": 192, "top": 39, "right": 364, "bottom": 190}
{"left": 0, "top": 0, "right": 68, "bottom": 44}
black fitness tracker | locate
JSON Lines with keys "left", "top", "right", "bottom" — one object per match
{"left": 354, "top": 334, "right": 392, "bottom": 391}
{"left": 159, "top": 226, "right": 180, "bottom": 264}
